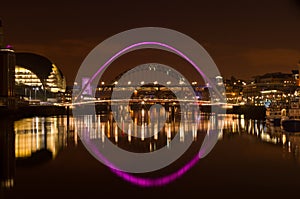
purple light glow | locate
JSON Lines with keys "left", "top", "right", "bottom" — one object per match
{"left": 87, "top": 136, "right": 201, "bottom": 187}
{"left": 5, "top": 44, "right": 13, "bottom": 49}
{"left": 76, "top": 41, "right": 208, "bottom": 102}
{"left": 111, "top": 155, "right": 200, "bottom": 187}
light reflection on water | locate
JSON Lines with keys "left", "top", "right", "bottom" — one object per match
{"left": 1, "top": 112, "right": 300, "bottom": 189}
{"left": 77, "top": 113, "right": 206, "bottom": 153}
{"left": 14, "top": 116, "right": 77, "bottom": 158}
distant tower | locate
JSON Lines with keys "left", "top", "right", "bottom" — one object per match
{"left": 0, "top": 20, "right": 16, "bottom": 109}
{"left": 292, "top": 60, "right": 300, "bottom": 87}
{"left": 0, "top": 19, "right": 4, "bottom": 48}
{"left": 297, "top": 60, "right": 300, "bottom": 86}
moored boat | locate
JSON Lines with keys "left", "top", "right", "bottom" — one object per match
{"left": 281, "top": 99, "right": 300, "bottom": 133}
{"left": 266, "top": 107, "right": 282, "bottom": 126}
{"left": 281, "top": 119, "right": 300, "bottom": 133}
{"left": 266, "top": 101, "right": 285, "bottom": 127}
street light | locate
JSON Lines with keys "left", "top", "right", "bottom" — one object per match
{"left": 33, "top": 87, "right": 39, "bottom": 99}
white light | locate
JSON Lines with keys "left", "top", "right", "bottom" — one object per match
{"left": 101, "top": 81, "right": 105, "bottom": 85}
{"left": 141, "top": 81, "right": 145, "bottom": 85}
{"left": 154, "top": 81, "right": 158, "bottom": 85}
{"left": 166, "top": 81, "right": 171, "bottom": 85}
{"left": 128, "top": 81, "right": 131, "bottom": 85}
{"left": 114, "top": 81, "right": 118, "bottom": 85}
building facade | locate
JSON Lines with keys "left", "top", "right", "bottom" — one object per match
{"left": 0, "top": 48, "right": 16, "bottom": 108}
{"left": 243, "top": 72, "right": 298, "bottom": 106}
{"left": 14, "top": 52, "right": 66, "bottom": 102}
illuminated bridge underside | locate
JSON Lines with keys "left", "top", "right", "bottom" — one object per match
{"left": 71, "top": 99, "right": 234, "bottom": 108}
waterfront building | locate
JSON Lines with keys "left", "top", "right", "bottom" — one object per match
{"left": 243, "top": 71, "right": 299, "bottom": 106}
{"left": 224, "top": 77, "right": 246, "bottom": 104}
{"left": 0, "top": 48, "right": 16, "bottom": 108}
{"left": 0, "top": 20, "right": 16, "bottom": 108}
{"left": 14, "top": 52, "right": 66, "bottom": 102}
{"left": 1, "top": 20, "right": 66, "bottom": 107}
{"left": 57, "top": 85, "right": 73, "bottom": 103}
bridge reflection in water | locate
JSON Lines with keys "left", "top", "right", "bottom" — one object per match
{"left": 1, "top": 110, "right": 300, "bottom": 189}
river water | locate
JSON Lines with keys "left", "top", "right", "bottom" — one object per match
{"left": 0, "top": 110, "right": 300, "bottom": 198}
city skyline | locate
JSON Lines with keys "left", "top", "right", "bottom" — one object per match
{"left": 1, "top": 0, "right": 300, "bottom": 85}
{"left": 2, "top": 1, "right": 300, "bottom": 197}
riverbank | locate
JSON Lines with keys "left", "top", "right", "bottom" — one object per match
{"left": 0, "top": 104, "right": 266, "bottom": 120}
{"left": 0, "top": 105, "right": 69, "bottom": 120}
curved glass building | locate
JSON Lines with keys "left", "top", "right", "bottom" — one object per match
{"left": 15, "top": 52, "right": 66, "bottom": 93}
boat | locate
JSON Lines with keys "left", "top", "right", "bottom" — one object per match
{"left": 266, "top": 106, "right": 282, "bottom": 126}
{"left": 281, "top": 99, "right": 300, "bottom": 133}
{"left": 266, "top": 101, "right": 286, "bottom": 127}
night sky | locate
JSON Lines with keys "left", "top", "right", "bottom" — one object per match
{"left": 1, "top": 0, "right": 300, "bottom": 85}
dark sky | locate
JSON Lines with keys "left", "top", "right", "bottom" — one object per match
{"left": 1, "top": 0, "right": 300, "bottom": 85}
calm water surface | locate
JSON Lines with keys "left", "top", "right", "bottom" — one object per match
{"left": 1, "top": 111, "right": 300, "bottom": 199}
